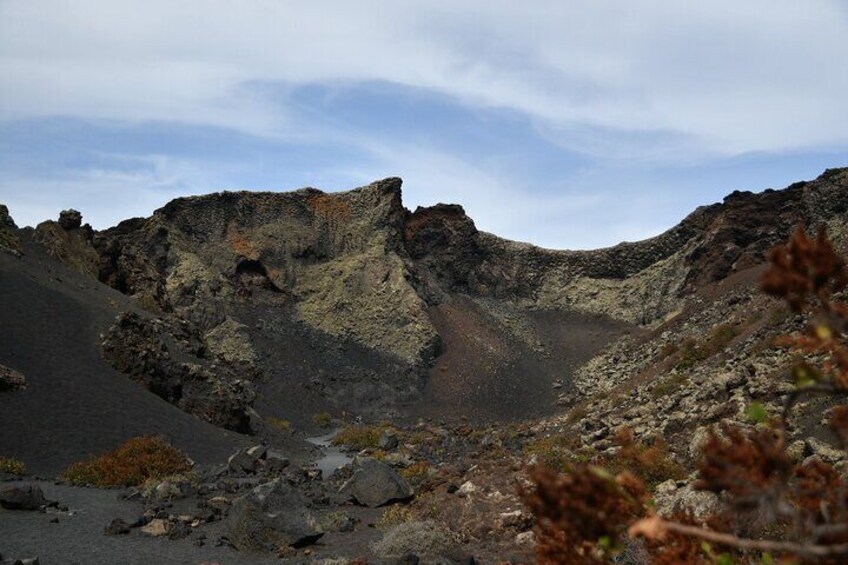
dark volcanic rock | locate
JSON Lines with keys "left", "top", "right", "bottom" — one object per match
{"left": 99, "top": 312, "right": 253, "bottom": 432}
{"left": 342, "top": 457, "right": 414, "bottom": 507}
{"left": 0, "top": 204, "right": 22, "bottom": 256}
{"left": 0, "top": 364, "right": 26, "bottom": 392}
{"left": 58, "top": 209, "right": 82, "bottom": 230}
{"left": 226, "top": 479, "right": 323, "bottom": 551}
{"left": 0, "top": 484, "right": 47, "bottom": 510}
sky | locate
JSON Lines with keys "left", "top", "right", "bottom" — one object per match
{"left": 1, "top": 1, "right": 847, "bottom": 249}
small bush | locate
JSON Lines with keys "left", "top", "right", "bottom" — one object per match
{"left": 313, "top": 412, "right": 333, "bottom": 428}
{"left": 525, "top": 434, "right": 590, "bottom": 471}
{"left": 400, "top": 460, "right": 431, "bottom": 484}
{"left": 376, "top": 504, "right": 414, "bottom": 530}
{"left": 0, "top": 456, "right": 26, "bottom": 475}
{"left": 602, "top": 429, "right": 686, "bottom": 488}
{"left": 675, "top": 323, "right": 739, "bottom": 370}
{"left": 266, "top": 417, "right": 291, "bottom": 432}
{"left": 332, "top": 423, "right": 394, "bottom": 450}
{"left": 566, "top": 404, "right": 589, "bottom": 424}
{"left": 650, "top": 373, "right": 689, "bottom": 399}
{"left": 61, "top": 436, "right": 191, "bottom": 487}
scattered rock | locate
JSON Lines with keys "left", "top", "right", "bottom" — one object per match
{"left": 141, "top": 518, "right": 170, "bottom": 537}
{"left": 379, "top": 430, "right": 400, "bottom": 451}
{"left": 104, "top": 518, "right": 132, "bottom": 536}
{"left": 457, "top": 481, "right": 476, "bottom": 495}
{"left": 341, "top": 457, "right": 414, "bottom": 507}
{"left": 0, "top": 484, "right": 47, "bottom": 510}
{"left": 654, "top": 480, "right": 721, "bottom": 524}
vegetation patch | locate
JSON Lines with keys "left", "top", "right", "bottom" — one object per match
{"left": 376, "top": 504, "right": 414, "bottom": 530}
{"left": 0, "top": 456, "right": 26, "bottom": 475}
{"left": 650, "top": 373, "right": 690, "bottom": 399}
{"left": 61, "top": 436, "right": 192, "bottom": 487}
{"left": 676, "top": 322, "right": 740, "bottom": 370}
{"left": 601, "top": 429, "right": 686, "bottom": 488}
{"left": 525, "top": 434, "right": 592, "bottom": 471}
{"left": 332, "top": 423, "right": 395, "bottom": 450}
{"left": 312, "top": 412, "right": 333, "bottom": 428}
{"left": 266, "top": 416, "right": 292, "bottom": 432}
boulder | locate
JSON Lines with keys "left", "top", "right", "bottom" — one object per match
{"left": 58, "top": 209, "right": 83, "bottom": 230}
{"left": 0, "top": 484, "right": 47, "bottom": 510}
{"left": 226, "top": 479, "right": 323, "bottom": 550}
{"left": 342, "top": 457, "right": 414, "bottom": 507}
{"left": 227, "top": 448, "right": 258, "bottom": 475}
{"left": 0, "top": 364, "right": 26, "bottom": 392}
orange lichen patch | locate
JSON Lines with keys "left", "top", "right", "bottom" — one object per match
{"left": 226, "top": 226, "right": 259, "bottom": 259}
{"left": 306, "top": 194, "right": 352, "bottom": 224}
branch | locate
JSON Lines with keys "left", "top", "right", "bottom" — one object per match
{"left": 630, "top": 516, "right": 848, "bottom": 559}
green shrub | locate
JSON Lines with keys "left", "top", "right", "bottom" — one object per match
{"left": 61, "top": 436, "right": 191, "bottom": 487}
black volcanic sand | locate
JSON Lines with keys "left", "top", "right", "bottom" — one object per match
{"left": 417, "top": 295, "right": 630, "bottom": 422}
{"left": 0, "top": 481, "right": 289, "bottom": 565}
{"left": 0, "top": 235, "right": 252, "bottom": 477}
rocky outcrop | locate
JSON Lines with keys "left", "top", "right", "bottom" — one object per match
{"left": 33, "top": 210, "right": 100, "bottom": 278}
{"left": 0, "top": 204, "right": 21, "bottom": 256}
{"left": 99, "top": 312, "right": 254, "bottom": 432}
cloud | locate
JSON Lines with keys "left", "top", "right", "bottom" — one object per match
{"left": 2, "top": 0, "right": 847, "bottom": 157}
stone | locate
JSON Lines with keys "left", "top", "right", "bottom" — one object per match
{"left": 379, "top": 430, "right": 400, "bottom": 451}
{"left": 805, "top": 438, "right": 845, "bottom": 464}
{"left": 58, "top": 209, "right": 82, "bottom": 230}
{"left": 227, "top": 448, "right": 257, "bottom": 475}
{"left": 0, "top": 364, "right": 27, "bottom": 392}
{"left": 226, "top": 479, "right": 323, "bottom": 550}
{"left": 457, "top": 481, "right": 476, "bottom": 495}
{"left": 140, "top": 518, "right": 170, "bottom": 537}
{"left": 104, "top": 518, "right": 132, "bottom": 536}
{"left": 654, "top": 480, "right": 721, "bottom": 524}
{"left": 265, "top": 450, "right": 290, "bottom": 472}
{"left": 0, "top": 484, "right": 47, "bottom": 510}
{"left": 341, "top": 457, "right": 414, "bottom": 507}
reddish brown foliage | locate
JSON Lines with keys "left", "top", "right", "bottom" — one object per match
{"left": 697, "top": 424, "right": 793, "bottom": 510}
{"left": 522, "top": 465, "right": 647, "bottom": 564}
{"left": 61, "top": 436, "right": 191, "bottom": 487}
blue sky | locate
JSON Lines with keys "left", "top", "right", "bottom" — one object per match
{"left": 1, "top": 1, "right": 847, "bottom": 249}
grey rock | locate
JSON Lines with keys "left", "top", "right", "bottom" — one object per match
{"left": 226, "top": 479, "right": 323, "bottom": 550}
{"left": 58, "top": 209, "right": 82, "bottom": 230}
{"left": 379, "top": 430, "right": 400, "bottom": 451}
{"left": 0, "top": 484, "right": 47, "bottom": 510}
{"left": 342, "top": 457, "right": 414, "bottom": 507}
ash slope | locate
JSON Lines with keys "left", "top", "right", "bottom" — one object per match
{"left": 0, "top": 233, "right": 252, "bottom": 476}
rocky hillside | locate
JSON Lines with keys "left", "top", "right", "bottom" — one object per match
{"left": 5, "top": 168, "right": 848, "bottom": 429}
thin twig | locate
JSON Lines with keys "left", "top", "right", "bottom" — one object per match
{"left": 633, "top": 516, "right": 848, "bottom": 559}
